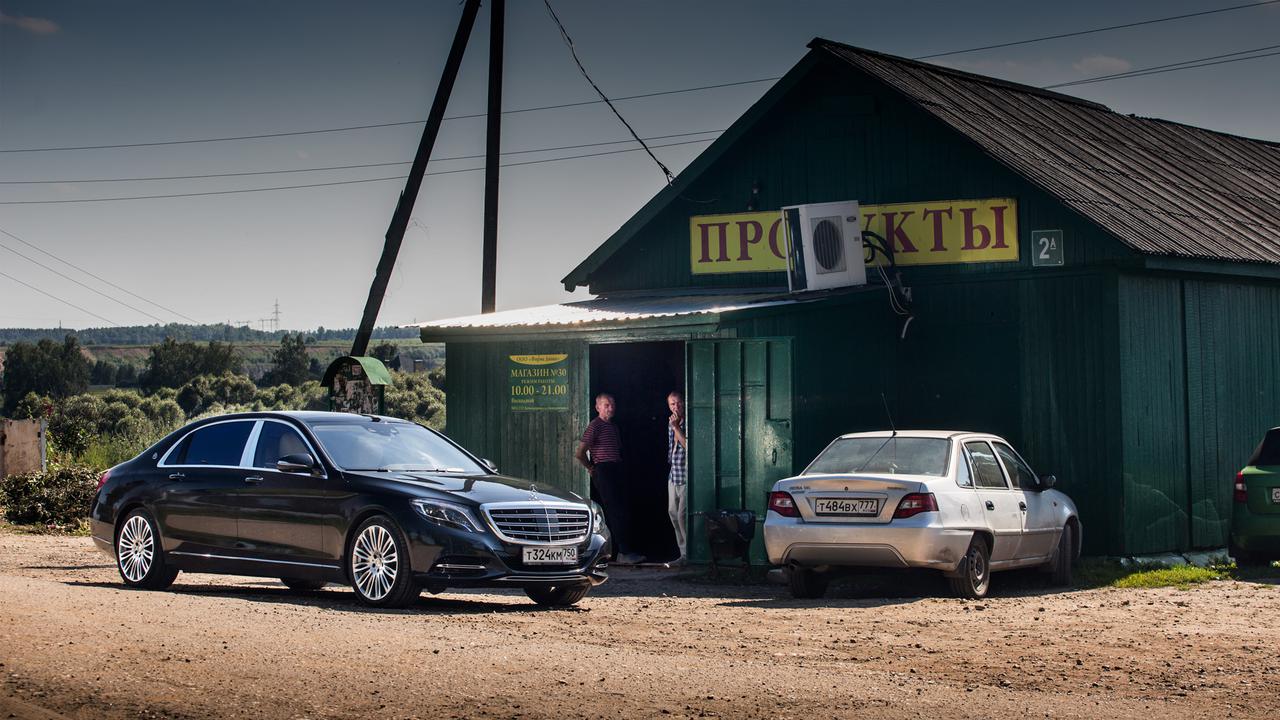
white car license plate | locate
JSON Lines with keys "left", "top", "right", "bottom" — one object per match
{"left": 814, "top": 497, "right": 880, "bottom": 516}
{"left": 523, "top": 546, "right": 577, "bottom": 565}
{"left": 1272, "top": 487, "right": 1280, "bottom": 504}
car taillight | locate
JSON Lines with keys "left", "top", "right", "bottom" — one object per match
{"left": 894, "top": 492, "right": 938, "bottom": 519}
{"left": 1234, "top": 472, "right": 1247, "bottom": 503}
{"left": 96, "top": 469, "right": 111, "bottom": 491}
{"left": 768, "top": 491, "right": 800, "bottom": 518}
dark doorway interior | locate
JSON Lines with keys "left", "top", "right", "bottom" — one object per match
{"left": 588, "top": 341, "right": 684, "bottom": 562}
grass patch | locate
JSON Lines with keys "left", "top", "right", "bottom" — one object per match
{"left": 1110, "top": 564, "right": 1226, "bottom": 589}
{"left": 1075, "top": 556, "right": 1280, "bottom": 590}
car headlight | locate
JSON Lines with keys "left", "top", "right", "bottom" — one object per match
{"left": 591, "top": 501, "right": 608, "bottom": 535}
{"left": 411, "top": 499, "right": 481, "bottom": 533}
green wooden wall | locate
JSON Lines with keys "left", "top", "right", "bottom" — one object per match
{"left": 724, "top": 270, "right": 1123, "bottom": 554}
{"left": 1119, "top": 274, "right": 1280, "bottom": 553}
{"left": 443, "top": 341, "right": 590, "bottom": 498}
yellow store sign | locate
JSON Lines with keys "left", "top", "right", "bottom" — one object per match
{"left": 689, "top": 198, "right": 1018, "bottom": 274}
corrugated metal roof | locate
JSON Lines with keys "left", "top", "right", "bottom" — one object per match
{"left": 813, "top": 39, "right": 1280, "bottom": 265}
{"left": 417, "top": 292, "right": 809, "bottom": 332}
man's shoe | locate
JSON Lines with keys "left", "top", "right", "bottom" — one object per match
{"left": 616, "top": 552, "right": 646, "bottom": 565}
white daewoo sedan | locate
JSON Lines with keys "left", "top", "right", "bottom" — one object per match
{"left": 764, "top": 431, "right": 1080, "bottom": 599}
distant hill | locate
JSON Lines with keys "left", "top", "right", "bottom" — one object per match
{"left": 0, "top": 324, "right": 422, "bottom": 346}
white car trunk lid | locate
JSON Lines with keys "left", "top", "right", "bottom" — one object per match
{"left": 778, "top": 474, "right": 928, "bottom": 524}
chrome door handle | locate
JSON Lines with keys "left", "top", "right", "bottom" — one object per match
{"left": 985, "top": 500, "right": 995, "bottom": 511}
{"left": 1019, "top": 501, "right": 1027, "bottom": 512}
{"left": 168, "top": 473, "right": 185, "bottom": 481}
{"left": 244, "top": 476, "right": 264, "bottom": 484}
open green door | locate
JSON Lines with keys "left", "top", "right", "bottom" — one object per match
{"left": 687, "top": 339, "right": 793, "bottom": 563}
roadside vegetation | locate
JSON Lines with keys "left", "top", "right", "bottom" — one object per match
{"left": 0, "top": 331, "right": 446, "bottom": 534}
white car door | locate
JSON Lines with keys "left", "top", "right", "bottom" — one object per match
{"left": 963, "top": 440, "right": 1022, "bottom": 563}
{"left": 993, "top": 441, "right": 1058, "bottom": 560}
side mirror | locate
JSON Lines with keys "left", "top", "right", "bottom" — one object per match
{"left": 481, "top": 458, "right": 498, "bottom": 474}
{"left": 1038, "top": 474, "right": 1057, "bottom": 490}
{"left": 277, "top": 453, "right": 318, "bottom": 474}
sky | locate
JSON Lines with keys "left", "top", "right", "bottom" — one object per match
{"left": 1, "top": 0, "right": 1278, "bottom": 331}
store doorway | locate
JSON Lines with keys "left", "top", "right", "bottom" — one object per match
{"left": 588, "top": 341, "right": 685, "bottom": 562}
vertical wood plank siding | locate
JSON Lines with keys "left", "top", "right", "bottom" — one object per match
{"left": 444, "top": 341, "right": 589, "bottom": 498}
{"left": 1119, "top": 274, "right": 1280, "bottom": 553}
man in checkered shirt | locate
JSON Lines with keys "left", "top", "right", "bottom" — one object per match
{"left": 666, "top": 390, "right": 688, "bottom": 563}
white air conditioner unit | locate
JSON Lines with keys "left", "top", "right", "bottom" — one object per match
{"left": 782, "top": 200, "right": 865, "bottom": 293}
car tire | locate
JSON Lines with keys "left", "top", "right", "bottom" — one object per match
{"left": 347, "top": 516, "right": 419, "bottom": 608}
{"left": 115, "top": 509, "right": 178, "bottom": 591}
{"left": 949, "top": 536, "right": 991, "bottom": 599}
{"left": 525, "top": 584, "right": 591, "bottom": 607}
{"left": 280, "top": 577, "right": 327, "bottom": 591}
{"left": 788, "top": 567, "right": 829, "bottom": 599}
{"left": 1050, "top": 523, "right": 1074, "bottom": 587}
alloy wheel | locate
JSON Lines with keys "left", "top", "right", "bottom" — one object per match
{"left": 118, "top": 514, "right": 154, "bottom": 583}
{"left": 352, "top": 524, "right": 399, "bottom": 601}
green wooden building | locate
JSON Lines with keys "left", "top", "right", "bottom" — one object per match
{"left": 420, "top": 39, "right": 1280, "bottom": 560}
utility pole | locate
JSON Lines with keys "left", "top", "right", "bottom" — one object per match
{"left": 351, "top": 0, "right": 482, "bottom": 357}
{"left": 480, "top": 0, "right": 504, "bottom": 314}
{"left": 272, "top": 299, "right": 281, "bottom": 332}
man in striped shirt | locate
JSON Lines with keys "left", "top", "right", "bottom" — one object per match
{"left": 575, "top": 393, "right": 645, "bottom": 565}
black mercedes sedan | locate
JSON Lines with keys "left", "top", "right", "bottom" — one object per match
{"left": 91, "top": 411, "right": 610, "bottom": 607}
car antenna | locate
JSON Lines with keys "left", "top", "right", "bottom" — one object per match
{"left": 881, "top": 392, "right": 897, "bottom": 437}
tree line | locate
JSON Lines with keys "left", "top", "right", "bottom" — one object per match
{"left": 0, "top": 323, "right": 422, "bottom": 347}
{"left": 1, "top": 334, "right": 446, "bottom": 469}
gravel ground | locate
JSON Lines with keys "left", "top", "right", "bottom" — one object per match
{"left": 1, "top": 530, "right": 1278, "bottom": 719}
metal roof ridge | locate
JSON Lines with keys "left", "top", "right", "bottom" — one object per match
{"left": 807, "top": 37, "right": 1111, "bottom": 111}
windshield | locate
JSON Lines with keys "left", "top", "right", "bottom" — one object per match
{"left": 308, "top": 421, "right": 485, "bottom": 474}
{"left": 804, "top": 437, "right": 950, "bottom": 476}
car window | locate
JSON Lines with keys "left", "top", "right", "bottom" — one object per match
{"left": 964, "top": 441, "right": 1008, "bottom": 489}
{"left": 254, "top": 421, "right": 313, "bottom": 469}
{"left": 804, "top": 437, "right": 951, "bottom": 476}
{"left": 307, "top": 420, "right": 485, "bottom": 474}
{"left": 174, "top": 421, "right": 254, "bottom": 466}
{"left": 1247, "top": 428, "right": 1280, "bottom": 467}
{"left": 993, "top": 442, "right": 1037, "bottom": 490}
{"left": 955, "top": 451, "right": 974, "bottom": 488}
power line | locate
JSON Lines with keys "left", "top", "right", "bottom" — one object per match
{"left": 1, "top": 3, "right": 1275, "bottom": 156}
{"left": 0, "top": 129, "right": 724, "bottom": 185}
{"left": 917, "top": 0, "right": 1280, "bottom": 59}
{"left": 0, "top": 83, "right": 768, "bottom": 154}
{"left": 0, "top": 269, "right": 119, "bottom": 326}
{"left": 0, "top": 227, "right": 201, "bottom": 323}
{"left": 0, "top": 137, "right": 715, "bottom": 205}
{"left": 542, "top": 0, "right": 674, "bottom": 183}
{"left": 0, "top": 239, "right": 168, "bottom": 323}
{"left": 1045, "top": 45, "right": 1280, "bottom": 89}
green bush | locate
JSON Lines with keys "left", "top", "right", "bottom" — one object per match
{"left": 384, "top": 370, "right": 446, "bottom": 429}
{"left": 0, "top": 465, "right": 100, "bottom": 527}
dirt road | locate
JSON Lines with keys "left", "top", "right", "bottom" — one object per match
{"left": 1, "top": 530, "right": 1277, "bottom": 719}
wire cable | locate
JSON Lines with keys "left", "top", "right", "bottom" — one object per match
{"left": 0, "top": 129, "right": 724, "bottom": 185}
{"left": 0, "top": 227, "right": 201, "bottom": 323}
{"left": 0, "top": 269, "right": 119, "bottom": 326}
{"left": 1045, "top": 46, "right": 1280, "bottom": 88}
{"left": 0, "top": 138, "right": 715, "bottom": 205}
{"left": 916, "top": 0, "right": 1280, "bottom": 59}
{"left": 0, "top": 85, "right": 767, "bottom": 154}
{"left": 0, "top": 240, "right": 168, "bottom": 323}
{"left": 541, "top": 0, "right": 674, "bottom": 183}
{"left": 2, "top": 0, "right": 1269, "bottom": 155}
